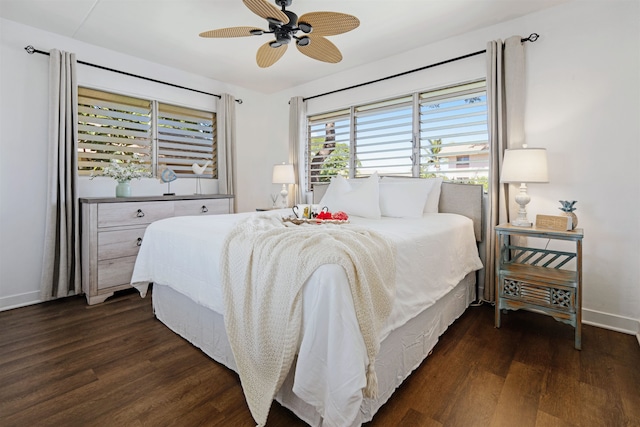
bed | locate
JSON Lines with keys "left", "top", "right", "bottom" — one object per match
{"left": 130, "top": 178, "right": 484, "bottom": 427}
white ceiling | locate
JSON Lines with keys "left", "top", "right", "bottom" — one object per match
{"left": 0, "top": 0, "right": 570, "bottom": 93}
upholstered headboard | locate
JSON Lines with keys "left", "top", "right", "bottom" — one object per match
{"left": 312, "top": 181, "right": 484, "bottom": 242}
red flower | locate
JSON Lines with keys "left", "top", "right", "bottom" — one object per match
{"left": 332, "top": 211, "right": 349, "bottom": 221}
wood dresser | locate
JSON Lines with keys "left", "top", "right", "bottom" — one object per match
{"left": 494, "top": 223, "right": 584, "bottom": 349}
{"left": 80, "top": 194, "right": 234, "bottom": 305}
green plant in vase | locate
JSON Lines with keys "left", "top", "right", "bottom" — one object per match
{"left": 559, "top": 200, "right": 578, "bottom": 230}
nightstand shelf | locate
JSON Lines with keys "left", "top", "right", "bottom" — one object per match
{"left": 495, "top": 224, "right": 584, "bottom": 349}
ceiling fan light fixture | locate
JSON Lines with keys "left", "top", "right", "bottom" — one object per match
{"left": 296, "top": 36, "right": 311, "bottom": 47}
{"left": 275, "top": 30, "right": 292, "bottom": 44}
{"left": 298, "top": 22, "right": 312, "bottom": 34}
{"left": 202, "top": 0, "right": 359, "bottom": 67}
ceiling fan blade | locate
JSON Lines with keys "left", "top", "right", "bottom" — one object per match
{"left": 296, "top": 36, "right": 342, "bottom": 63}
{"left": 199, "top": 26, "right": 263, "bottom": 38}
{"left": 298, "top": 12, "right": 360, "bottom": 36}
{"left": 243, "top": 0, "right": 289, "bottom": 25}
{"left": 257, "top": 42, "right": 288, "bottom": 68}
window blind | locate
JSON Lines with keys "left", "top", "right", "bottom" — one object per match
{"left": 305, "top": 80, "right": 489, "bottom": 190}
{"left": 307, "top": 109, "right": 350, "bottom": 187}
{"left": 354, "top": 96, "right": 413, "bottom": 177}
{"left": 77, "top": 87, "right": 152, "bottom": 176}
{"left": 157, "top": 103, "right": 217, "bottom": 178}
{"left": 78, "top": 87, "right": 217, "bottom": 178}
{"left": 419, "top": 81, "right": 488, "bottom": 181}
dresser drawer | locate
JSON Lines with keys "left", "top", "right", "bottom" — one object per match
{"left": 97, "top": 256, "right": 137, "bottom": 289}
{"left": 98, "top": 227, "right": 146, "bottom": 261}
{"left": 174, "top": 199, "right": 230, "bottom": 216}
{"left": 98, "top": 201, "right": 173, "bottom": 228}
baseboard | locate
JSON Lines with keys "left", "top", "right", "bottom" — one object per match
{"left": 0, "top": 291, "right": 42, "bottom": 312}
{"left": 582, "top": 307, "right": 640, "bottom": 339}
{"left": 2, "top": 292, "right": 639, "bottom": 345}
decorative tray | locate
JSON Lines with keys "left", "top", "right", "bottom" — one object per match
{"left": 282, "top": 217, "right": 349, "bottom": 225}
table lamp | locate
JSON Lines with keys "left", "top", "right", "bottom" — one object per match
{"left": 272, "top": 163, "right": 295, "bottom": 208}
{"left": 500, "top": 146, "right": 549, "bottom": 227}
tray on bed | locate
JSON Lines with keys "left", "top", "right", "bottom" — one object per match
{"left": 282, "top": 216, "right": 349, "bottom": 225}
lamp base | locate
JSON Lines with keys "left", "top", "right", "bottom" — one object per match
{"left": 511, "top": 183, "right": 532, "bottom": 227}
{"left": 280, "top": 184, "right": 288, "bottom": 209}
{"left": 511, "top": 219, "right": 533, "bottom": 227}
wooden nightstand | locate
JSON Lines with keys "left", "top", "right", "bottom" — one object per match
{"left": 494, "top": 224, "right": 584, "bottom": 349}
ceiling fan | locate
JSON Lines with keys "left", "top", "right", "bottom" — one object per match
{"left": 199, "top": 0, "right": 360, "bottom": 68}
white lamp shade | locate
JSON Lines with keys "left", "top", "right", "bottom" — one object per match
{"left": 272, "top": 163, "right": 295, "bottom": 184}
{"left": 500, "top": 148, "right": 549, "bottom": 183}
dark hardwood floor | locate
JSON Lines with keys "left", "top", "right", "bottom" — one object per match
{"left": 1, "top": 288, "right": 638, "bottom": 427}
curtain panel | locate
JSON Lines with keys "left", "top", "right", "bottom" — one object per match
{"left": 217, "top": 93, "right": 237, "bottom": 212}
{"left": 483, "top": 36, "right": 526, "bottom": 302}
{"left": 41, "top": 49, "right": 81, "bottom": 300}
{"left": 288, "top": 96, "right": 306, "bottom": 205}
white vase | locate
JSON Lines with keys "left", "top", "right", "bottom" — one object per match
{"left": 116, "top": 181, "right": 131, "bottom": 197}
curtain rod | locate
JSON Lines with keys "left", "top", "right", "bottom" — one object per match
{"left": 303, "top": 33, "right": 539, "bottom": 102}
{"left": 24, "top": 45, "right": 243, "bottom": 104}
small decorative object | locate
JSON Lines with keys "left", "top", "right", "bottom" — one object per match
{"left": 270, "top": 194, "right": 279, "bottom": 209}
{"left": 161, "top": 168, "right": 177, "bottom": 196}
{"left": 115, "top": 181, "right": 131, "bottom": 198}
{"left": 92, "top": 154, "right": 151, "bottom": 197}
{"left": 316, "top": 207, "right": 332, "bottom": 220}
{"left": 292, "top": 204, "right": 312, "bottom": 219}
{"left": 559, "top": 200, "right": 578, "bottom": 230}
{"left": 191, "top": 161, "right": 212, "bottom": 195}
{"left": 536, "top": 214, "right": 572, "bottom": 231}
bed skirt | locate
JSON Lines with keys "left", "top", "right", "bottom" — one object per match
{"left": 152, "top": 272, "right": 476, "bottom": 426}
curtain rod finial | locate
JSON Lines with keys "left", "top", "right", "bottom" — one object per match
{"left": 24, "top": 45, "right": 35, "bottom": 54}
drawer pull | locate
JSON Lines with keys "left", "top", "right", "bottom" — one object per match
{"left": 136, "top": 237, "right": 143, "bottom": 246}
{"left": 201, "top": 205, "right": 208, "bottom": 213}
{"left": 136, "top": 209, "right": 145, "bottom": 218}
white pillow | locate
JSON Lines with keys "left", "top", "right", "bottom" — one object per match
{"left": 379, "top": 179, "right": 432, "bottom": 218}
{"left": 320, "top": 173, "right": 381, "bottom": 219}
{"left": 381, "top": 177, "right": 443, "bottom": 213}
{"left": 318, "top": 174, "right": 350, "bottom": 207}
{"left": 423, "top": 177, "right": 443, "bottom": 213}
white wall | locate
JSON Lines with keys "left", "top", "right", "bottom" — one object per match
{"left": 0, "top": 18, "right": 275, "bottom": 309}
{"left": 265, "top": 0, "right": 640, "bottom": 335}
{"left": 2, "top": 1, "right": 638, "bottom": 338}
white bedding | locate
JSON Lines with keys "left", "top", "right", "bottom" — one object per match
{"left": 131, "top": 210, "right": 483, "bottom": 426}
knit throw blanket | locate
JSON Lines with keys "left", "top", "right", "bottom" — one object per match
{"left": 220, "top": 214, "right": 396, "bottom": 427}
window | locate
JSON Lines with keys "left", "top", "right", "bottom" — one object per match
{"left": 78, "top": 87, "right": 216, "bottom": 178}
{"left": 157, "top": 103, "right": 216, "bottom": 177}
{"left": 306, "top": 81, "right": 488, "bottom": 190}
{"left": 456, "top": 155, "right": 470, "bottom": 169}
{"left": 78, "top": 88, "right": 152, "bottom": 175}
{"left": 419, "top": 81, "right": 488, "bottom": 183}
{"left": 354, "top": 96, "right": 413, "bottom": 177}
{"left": 307, "top": 109, "right": 350, "bottom": 187}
